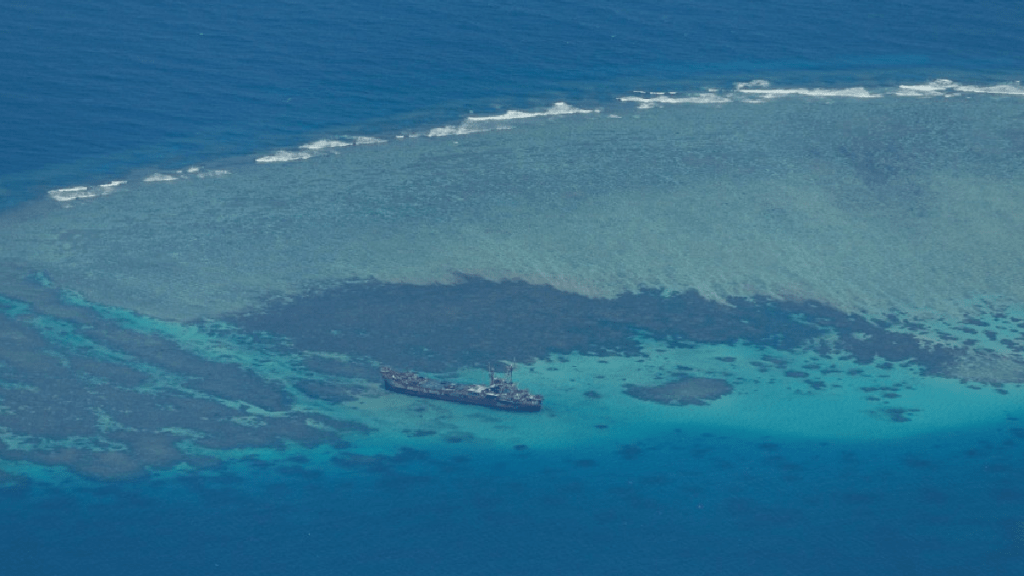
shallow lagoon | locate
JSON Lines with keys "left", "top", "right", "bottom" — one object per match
{"left": 4, "top": 77, "right": 1024, "bottom": 472}
{"left": 1, "top": 79, "right": 1024, "bottom": 574}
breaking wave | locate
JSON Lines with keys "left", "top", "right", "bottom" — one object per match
{"left": 43, "top": 78, "right": 1022, "bottom": 204}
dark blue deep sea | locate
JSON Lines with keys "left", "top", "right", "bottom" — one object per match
{"left": 3, "top": 1, "right": 1024, "bottom": 575}
{"left": 4, "top": 0, "right": 1023, "bottom": 203}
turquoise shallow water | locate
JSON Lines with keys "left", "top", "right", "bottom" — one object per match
{"left": 4, "top": 1, "right": 1024, "bottom": 574}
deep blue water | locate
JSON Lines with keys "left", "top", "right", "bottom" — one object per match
{"left": 3, "top": 1, "right": 1024, "bottom": 575}
{"left": 3, "top": 427, "right": 1023, "bottom": 576}
{"left": 3, "top": 0, "right": 1023, "bottom": 201}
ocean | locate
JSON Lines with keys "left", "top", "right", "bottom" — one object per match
{"left": 2, "top": 1, "right": 1024, "bottom": 574}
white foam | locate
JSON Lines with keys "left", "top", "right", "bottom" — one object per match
{"left": 466, "top": 102, "right": 597, "bottom": 123}
{"left": 735, "top": 80, "right": 771, "bottom": 90}
{"left": 186, "top": 166, "right": 200, "bottom": 173}
{"left": 426, "top": 123, "right": 498, "bottom": 137}
{"left": 299, "top": 139, "right": 352, "bottom": 150}
{"left": 47, "top": 186, "right": 95, "bottom": 202}
{"left": 258, "top": 138, "right": 362, "bottom": 165}
{"left": 620, "top": 80, "right": 886, "bottom": 109}
{"left": 197, "top": 170, "right": 230, "bottom": 178}
{"left": 896, "top": 79, "right": 1024, "bottom": 97}
{"left": 736, "top": 81, "right": 879, "bottom": 99}
{"left": 48, "top": 180, "right": 127, "bottom": 202}
{"left": 144, "top": 173, "right": 178, "bottom": 182}
{"left": 354, "top": 136, "right": 387, "bottom": 145}
{"left": 896, "top": 79, "right": 962, "bottom": 97}
{"left": 255, "top": 150, "right": 313, "bottom": 163}
{"left": 955, "top": 81, "right": 1024, "bottom": 95}
{"left": 618, "top": 92, "right": 730, "bottom": 109}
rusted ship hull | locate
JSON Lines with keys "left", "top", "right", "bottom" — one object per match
{"left": 381, "top": 366, "right": 543, "bottom": 412}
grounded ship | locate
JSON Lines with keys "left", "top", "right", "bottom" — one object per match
{"left": 380, "top": 364, "right": 543, "bottom": 412}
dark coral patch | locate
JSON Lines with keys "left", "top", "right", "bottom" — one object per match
{"left": 225, "top": 278, "right": 824, "bottom": 373}
{"left": 81, "top": 325, "right": 292, "bottom": 412}
{"left": 617, "top": 444, "right": 643, "bottom": 460}
{"left": 877, "top": 407, "right": 921, "bottom": 422}
{"left": 623, "top": 378, "right": 733, "bottom": 406}
{"left": 443, "top": 432, "right": 475, "bottom": 444}
{"left": 222, "top": 276, "right": 1003, "bottom": 386}
{"left": 0, "top": 267, "right": 372, "bottom": 481}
